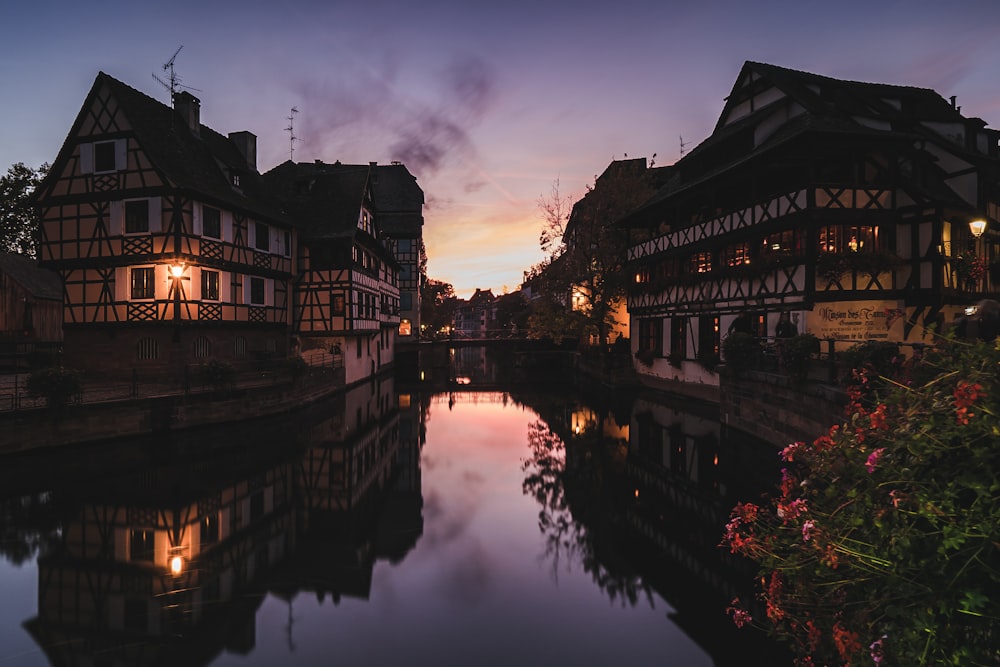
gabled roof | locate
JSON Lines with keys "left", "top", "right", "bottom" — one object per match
{"left": 262, "top": 161, "right": 373, "bottom": 240}
{"left": 38, "top": 72, "right": 287, "bottom": 224}
{"left": 0, "top": 253, "right": 62, "bottom": 300}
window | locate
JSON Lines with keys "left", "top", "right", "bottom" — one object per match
{"left": 201, "top": 514, "right": 219, "bottom": 545}
{"left": 400, "top": 292, "right": 412, "bottom": 310}
{"left": 201, "top": 270, "right": 220, "bottom": 301}
{"left": 249, "top": 277, "right": 265, "bottom": 305}
{"left": 397, "top": 238, "right": 413, "bottom": 254}
{"left": 670, "top": 317, "right": 687, "bottom": 360}
{"left": 136, "top": 337, "right": 158, "bottom": 361}
{"left": 762, "top": 229, "right": 803, "bottom": 256}
{"left": 637, "top": 317, "right": 663, "bottom": 355}
{"left": 131, "top": 267, "right": 155, "bottom": 300}
{"left": 193, "top": 336, "right": 211, "bottom": 359}
{"left": 125, "top": 200, "right": 149, "bottom": 234}
{"left": 283, "top": 230, "right": 291, "bottom": 257}
{"left": 698, "top": 315, "right": 721, "bottom": 360}
{"left": 235, "top": 336, "right": 247, "bottom": 359}
{"left": 203, "top": 206, "right": 221, "bottom": 239}
{"left": 129, "top": 529, "right": 154, "bottom": 562}
{"left": 818, "top": 225, "right": 879, "bottom": 254}
{"left": 690, "top": 251, "right": 713, "bottom": 274}
{"left": 94, "top": 141, "right": 117, "bottom": 172}
{"left": 399, "top": 319, "right": 411, "bottom": 336}
{"left": 254, "top": 222, "right": 269, "bottom": 251}
{"left": 722, "top": 242, "right": 752, "bottom": 267}
{"left": 332, "top": 294, "right": 345, "bottom": 315}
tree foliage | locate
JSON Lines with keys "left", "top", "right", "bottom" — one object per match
{"left": 723, "top": 337, "right": 1000, "bottom": 666}
{"left": 532, "top": 160, "right": 664, "bottom": 345}
{"left": 421, "top": 278, "right": 459, "bottom": 336}
{"left": 1, "top": 162, "right": 48, "bottom": 257}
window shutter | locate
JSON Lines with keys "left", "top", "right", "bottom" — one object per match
{"left": 192, "top": 203, "right": 202, "bottom": 236}
{"left": 220, "top": 271, "right": 231, "bottom": 303}
{"left": 79, "top": 143, "right": 94, "bottom": 174}
{"left": 222, "top": 212, "right": 233, "bottom": 243}
{"left": 148, "top": 197, "right": 162, "bottom": 233}
{"left": 265, "top": 279, "right": 274, "bottom": 306}
{"left": 109, "top": 201, "right": 123, "bottom": 236}
{"left": 115, "top": 139, "right": 127, "bottom": 171}
{"left": 114, "top": 267, "right": 128, "bottom": 301}
{"left": 189, "top": 267, "right": 201, "bottom": 301}
{"left": 154, "top": 264, "right": 169, "bottom": 300}
{"left": 243, "top": 277, "right": 250, "bottom": 305}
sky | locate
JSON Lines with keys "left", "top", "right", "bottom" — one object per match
{"left": 3, "top": 0, "right": 1000, "bottom": 298}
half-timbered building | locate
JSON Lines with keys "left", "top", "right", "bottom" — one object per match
{"left": 33, "top": 73, "right": 295, "bottom": 377}
{"left": 623, "top": 62, "right": 1000, "bottom": 388}
{"left": 263, "top": 160, "right": 400, "bottom": 385}
{"left": 369, "top": 162, "right": 424, "bottom": 342}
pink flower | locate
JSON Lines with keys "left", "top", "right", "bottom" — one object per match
{"left": 802, "top": 519, "right": 815, "bottom": 541}
{"left": 865, "top": 447, "right": 886, "bottom": 473}
{"left": 727, "top": 598, "right": 753, "bottom": 628}
{"left": 781, "top": 441, "right": 804, "bottom": 462}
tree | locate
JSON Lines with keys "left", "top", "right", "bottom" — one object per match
{"left": 421, "top": 278, "right": 459, "bottom": 337}
{"left": 723, "top": 337, "right": 1000, "bottom": 666}
{"left": 533, "top": 159, "right": 665, "bottom": 346}
{"left": 1, "top": 162, "right": 48, "bottom": 257}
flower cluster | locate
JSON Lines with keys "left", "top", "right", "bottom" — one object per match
{"left": 721, "top": 337, "right": 1000, "bottom": 666}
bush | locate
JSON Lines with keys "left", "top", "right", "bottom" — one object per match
{"left": 722, "top": 332, "right": 762, "bottom": 376}
{"left": 722, "top": 337, "right": 1000, "bottom": 666}
{"left": 837, "top": 340, "right": 902, "bottom": 386}
{"left": 777, "top": 333, "right": 820, "bottom": 386}
{"left": 199, "top": 359, "right": 235, "bottom": 391}
{"left": 26, "top": 366, "right": 81, "bottom": 408}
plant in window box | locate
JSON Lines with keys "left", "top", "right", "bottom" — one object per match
{"left": 852, "top": 250, "right": 902, "bottom": 280}
{"left": 954, "top": 251, "right": 986, "bottom": 288}
{"left": 667, "top": 352, "right": 684, "bottom": 368}
{"left": 635, "top": 348, "right": 656, "bottom": 367}
{"left": 816, "top": 253, "right": 850, "bottom": 285}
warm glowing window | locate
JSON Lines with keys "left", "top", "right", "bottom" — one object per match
{"left": 399, "top": 319, "right": 412, "bottom": 336}
{"left": 762, "top": 229, "right": 802, "bottom": 256}
{"left": 722, "top": 242, "right": 752, "bottom": 267}
{"left": 818, "top": 225, "right": 879, "bottom": 253}
{"left": 689, "top": 251, "right": 713, "bottom": 273}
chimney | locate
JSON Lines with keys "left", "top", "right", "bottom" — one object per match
{"left": 173, "top": 91, "right": 201, "bottom": 137}
{"left": 228, "top": 131, "right": 257, "bottom": 170}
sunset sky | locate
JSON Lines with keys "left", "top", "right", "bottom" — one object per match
{"left": 3, "top": 0, "right": 1000, "bottom": 298}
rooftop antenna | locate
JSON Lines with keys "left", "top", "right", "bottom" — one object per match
{"left": 679, "top": 135, "right": 689, "bottom": 157}
{"left": 284, "top": 107, "right": 300, "bottom": 161}
{"left": 152, "top": 45, "right": 200, "bottom": 103}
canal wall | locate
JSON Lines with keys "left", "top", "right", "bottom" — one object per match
{"left": 0, "top": 369, "right": 347, "bottom": 455}
{"left": 719, "top": 371, "right": 846, "bottom": 447}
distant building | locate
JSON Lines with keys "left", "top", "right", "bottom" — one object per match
{"left": 622, "top": 61, "right": 1000, "bottom": 389}
{"left": 0, "top": 253, "right": 63, "bottom": 345}
{"left": 454, "top": 288, "right": 496, "bottom": 339}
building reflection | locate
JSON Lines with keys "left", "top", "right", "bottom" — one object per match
{"left": 17, "top": 375, "right": 419, "bottom": 666}
{"left": 517, "top": 388, "right": 787, "bottom": 665}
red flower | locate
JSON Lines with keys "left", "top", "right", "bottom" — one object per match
{"left": 953, "top": 381, "right": 984, "bottom": 425}
{"left": 832, "top": 622, "right": 861, "bottom": 661}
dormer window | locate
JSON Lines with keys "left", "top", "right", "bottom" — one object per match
{"left": 94, "top": 141, "right": 117, "bottom": 172}
{"left": 231, "top": 171, "right": 241, "bottom": 188}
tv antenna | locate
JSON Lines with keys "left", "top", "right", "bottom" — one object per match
{"left": 284, "top": 107, "right": 301, "bottom": 160}
{"left": 152, "top": 46, "right": 200, "bottom": 102}
{"left": 679, "top": 135, "right": 689, "bottom": 157}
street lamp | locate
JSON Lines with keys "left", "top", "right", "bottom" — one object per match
{"left": 969, "top": 219, "right": 987, "bottom": 238}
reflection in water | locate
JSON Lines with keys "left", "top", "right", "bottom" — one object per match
{"left": 0, "top": 361, "right": 788, "bottom": 666}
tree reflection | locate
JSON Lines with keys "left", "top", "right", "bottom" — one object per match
{"left": 521, "top": 418, "right": 653, "bottom": 608}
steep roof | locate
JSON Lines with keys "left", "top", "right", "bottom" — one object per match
{"left": 0, "top": 253, "right": 62, "bottom": 300}
{"left": 40, "top": 72, "right": 287, "bottom": 224}
{"left": 262, "top": 161, "right": 373, "bottom": 240}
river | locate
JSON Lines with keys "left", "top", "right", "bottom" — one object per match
{"left": 0, "top": 353, "right": 791, "bottom": 666}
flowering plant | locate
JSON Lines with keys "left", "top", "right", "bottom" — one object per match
{"left": 722, "top": 336, "right": 1000, "bottom": 666}
{"left": 954, "top": 251, "right": 986, "bottom": 286}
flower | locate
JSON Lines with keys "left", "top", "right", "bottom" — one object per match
{"left": 727, "top": 598, "right": 753, "bottom": 628}
{"left": 832, "top": 622, "right": 861, "bottom": 661}
{"left": 802, "top": 519, "right": 815, "bottom": 541}
{"left": 865, "top": 448, "right": 886, "bottom": 473}
{"left": 869, "top": 635, "right": 887, "bottom": 664}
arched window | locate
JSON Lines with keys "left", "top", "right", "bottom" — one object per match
{"left": 137, "top": 337, "right": 158, "bottom": 361}
{"left": 234, "top": 336, "right": 247, "bottom": 359}
{"left": 193, "top": 336, "right": 212, "bottom": 359}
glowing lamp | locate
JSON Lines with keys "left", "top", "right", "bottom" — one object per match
{"left": 169, "top": 263, "right": 186, "bottom": 278}
{"left": 969, "top": 219, "right": 987, "bottom": 238}
{"left": 170, "top": 555, "right": 184, "bottom": 575}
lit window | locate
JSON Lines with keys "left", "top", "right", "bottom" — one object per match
{"left": 201, "top": 270, "right": 220, "bottom": 301}
{"left": 690, "top": 251, "right": 713, "bottom": 273}
{"left": 399, "top": 319, "right": 411, "bottom": 336}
